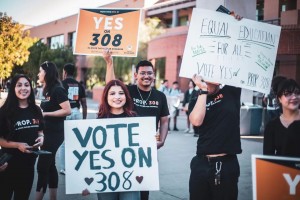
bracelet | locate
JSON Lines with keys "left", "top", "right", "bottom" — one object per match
{"left": 38, "top": 135, "right": 44, "bottom": 137}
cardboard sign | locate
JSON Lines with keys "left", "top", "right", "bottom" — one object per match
{"left": 64, "top": 117, "right": 159, "bottom": 194}
{"left": 180, "top": 8, "right": 281, "bottom": 94}
{"left": 74, "top": 8, "right": 141, "bottom": 57}
{"left": 252, "top": 155, "right": 300, "bottom": 200}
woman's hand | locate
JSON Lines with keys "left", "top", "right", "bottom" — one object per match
{"left": 17, "top": 142, "right": 32, "bottom": 153}
{"left": 102, "top": 48, "right": 113, "bottom": 65}
{"left": 82, "top": 188, "right": 90, "bottom": 196}
{"left": 34, "top": 135, "right": 44, "bottom": 148}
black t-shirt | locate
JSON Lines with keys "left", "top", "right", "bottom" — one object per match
{"left": 263, "top": 118, "right": 300, "bottom": 157}
{"left": 189, "top": 85, "right": 242, "bottom": 155}
{"left": 127, "top": 85, "right": 169, "bottom": 130}
{"left": 62, "top": 77, "right": 86, "bottom": 109}
{"left": 40, "top": 84, "right": 69, "bottom": 122}
{"left": 0, "top": 106, "right": 44, "bottom": 155}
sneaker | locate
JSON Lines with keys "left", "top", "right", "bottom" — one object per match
{"left": 60, "top": 169, "right": 65, "bottom": 175}
{"left": 173, "top": 128, "right": 179, "bottom": 131}
{"left": 184, "top": 128, "right": 190, "bottom": 133}
{"left": 189, "top": 129, "right": 194, "bottom": 133}
{"left": 194, "top": 134, "right": 199, "bottom": 137}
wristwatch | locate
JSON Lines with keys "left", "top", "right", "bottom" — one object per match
{"left": 198, "top": 89, "right": 208, "bottom": 95}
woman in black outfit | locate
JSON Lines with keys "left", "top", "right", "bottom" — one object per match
{"left": 263, "top": 77, "right": 300, "bottom": 157}
{"left": 35, "top": 61, "right": 71, "bottom": 200}
{"left": 0, "top": 74, "right": 44, "bottom": 200}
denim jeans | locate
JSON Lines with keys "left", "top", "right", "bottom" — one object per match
{"left": 97, "top": 191, "right": 140, "bottom": 200}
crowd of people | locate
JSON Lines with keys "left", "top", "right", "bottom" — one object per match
{"left": 0, "top": 56, "right": 299, "bottom": 200}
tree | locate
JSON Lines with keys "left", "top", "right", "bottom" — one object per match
{"left": 0, "top": 13, "right": 37, "bottom": 79}
{"left": 21, "top": 40, "right": 48, "bottom": 82}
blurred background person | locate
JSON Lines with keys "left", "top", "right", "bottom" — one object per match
{"left": 59, "top": 63, "right": 87, "bottom": 175}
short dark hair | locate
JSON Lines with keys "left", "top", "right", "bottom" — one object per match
{"left": 136, "top": 60, "right": 153, "bottom": 73}
{"left": 173, "top": 81, "right": 179, "bottom": 85}
{"left": 64, "top": 63, "right": 75, "bottom": 76}
{"left": 276, "top": 78, "right": 300, "bottom": 98}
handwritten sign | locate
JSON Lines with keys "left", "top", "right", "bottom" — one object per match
{"left": 74, "top": 8, "right": 141, "bottom": 57}
{"left": 180, "top": 8, "right": 281, "bottom": 94}
{"left": 252, "top": 155, "right": 300, "bottom": 200}
{"left": 64, "top": 117, "right": 159, "bottom": 194}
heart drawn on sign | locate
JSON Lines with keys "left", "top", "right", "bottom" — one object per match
{"left": 84, "top": 177, "right": 94, "bottom": 185}
{"left": 136, "top": 176, "right": 143, "bottom": 184}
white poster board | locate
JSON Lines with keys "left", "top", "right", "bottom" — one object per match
{"left": 64, "top": 117, "right": 159, "bottom": 194}
{"left": 180, "top": 8, "right": 281, "bottom": 94}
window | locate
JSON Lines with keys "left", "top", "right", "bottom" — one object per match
{"left": 48, "top": 35, "right": 64, "bottom": 49}
{"left": 68, "top": 32, "right": 76, "bottom": 48}
{"left": 179, "top": 16, "right": 189, "bottom": 26}
{"left": 256, "top": 0, "right": 264, "bottom": 21}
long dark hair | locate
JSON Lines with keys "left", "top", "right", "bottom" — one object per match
{"left": 98, "top": 80, "right": 136, "bottom": 118}
{"left": 1, "top": 74, "right": 41, "bottom": 139}
{"left": 40, "top": 61, "right": 61, "bottom": 97}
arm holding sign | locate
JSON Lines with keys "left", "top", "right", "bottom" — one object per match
{"left": 189, "top": 75, "right": 208, "bottom": 126}
{"left": 103, "top": 48, "right": 116, "bottom": 83}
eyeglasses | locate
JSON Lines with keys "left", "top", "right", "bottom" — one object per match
{"left": 282, "top": 90, "right": 300, "bottom": 97}
{"left": 138, "top": 71, "right": 154, "bottom": 76}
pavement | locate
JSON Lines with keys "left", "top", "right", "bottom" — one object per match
{"left": 0, "top": 94, "right": 264, "bottom": 200}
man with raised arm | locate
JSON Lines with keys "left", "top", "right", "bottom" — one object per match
{"left": 103, "top": 49, "right": 169, "bottom": 200}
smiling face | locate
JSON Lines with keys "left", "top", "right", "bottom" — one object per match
{"left": 134, "top": 66, "right": 155, "bottom": 90}
{"left": 278, "top": 89, "right": 300, "bottom": 111}
{"left": 107, "top": 85, "right": 126, "bottom": 114}
{"left": 15, "top": 77, "right": 31, "bottom": 100}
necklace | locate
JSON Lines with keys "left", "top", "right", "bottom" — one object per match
{"left": 137, "top": 85, "right": 152, "bottom": 105}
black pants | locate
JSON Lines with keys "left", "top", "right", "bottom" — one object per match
{"left": 189, "top": 154, "right": 240, "bottom": 200}
{"left": 36, "top": 126, "right": 64, "bottom": 193}
{"left": 0, "top": 154, "right": 36, "bottom": 200}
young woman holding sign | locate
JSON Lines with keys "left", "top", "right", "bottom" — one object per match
{"left": 82, "top": 79, "right": 140, "bottom": 200}
{"left": 0, "top": 74, "right": 44, "bottom": 199}
{"left": 263, "top": 77, "right": 300, "bottom": 157}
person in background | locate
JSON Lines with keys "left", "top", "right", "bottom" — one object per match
{"left": 168, "top": 81, "right": 182, "bottom": 131}
{"left": 103, "top": 49, "right": 169, "bottom": 200}
{"left": 35, "top": 61, "right": 71, "bottom": 200}
{"left": 263, "top": 76, "right": 286, "bottom": 125}
{"left": 158, "top": 79, "right": 170, "bottom": 95}
{"left": 0, "top": 74, "right": 44, "bottom": 200}
{"left": 263, "top": 77, "right": 300, "bottom": 157}
{"left": 59, "top": 63, "right": 87, "bottom": 175}
{"left": 182, "top": 80, "right": 196, "bottom": 133}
